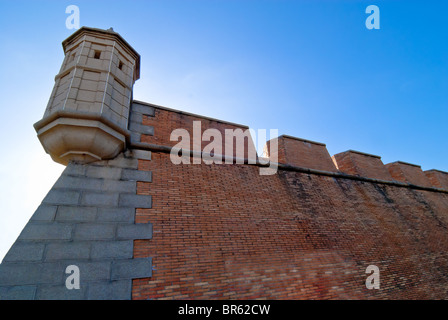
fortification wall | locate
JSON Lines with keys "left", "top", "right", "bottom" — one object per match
{"left": 1, "top": 100, "right": 447, "bottom": 300}
{"left": 128, "top": 101, "right": 448, "bottom": 300}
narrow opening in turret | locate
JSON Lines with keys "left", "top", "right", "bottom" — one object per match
{"left": 94, "top": 50, "right": 101, "bottom": 59}
{"left": 118, "top": 60, "right": 124, "bottom": 70}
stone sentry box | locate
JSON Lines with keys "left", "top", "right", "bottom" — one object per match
{"left": 33, "top": 27, "right": 140, "bottom": 165}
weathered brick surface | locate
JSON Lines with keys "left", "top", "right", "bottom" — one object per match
{"left": 425, "top": 169, "right": 448, "bottom": 189}
{"left": 131, "top": 104, "right": 448, "bottom": 300}
{"left": 385, "top": 161, "right": 432, "bottom": 187}
{"left": 266, "top": 135, "right": 338, "bottom": 172}
{"left": 133, "top": 152, "right": 448, "bottom": 299}
{"left": 139, "top": 103, "right": 257, "bottom": 161}
{"left": 332, "top": 150, "right": 392, "bottom": 180}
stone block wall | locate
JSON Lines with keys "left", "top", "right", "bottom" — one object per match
{"left": 0, "top": 144, "right": 153, "bottom": 299}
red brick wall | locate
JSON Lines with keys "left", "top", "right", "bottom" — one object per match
{"left": 425, "top": 170, "right": 448, "bottom": 190}
{"left": 332, "top": 150, "right": 392, "bottom": 180}
{"left": 266, "top": 135, "right": 338, "bottom": 172}
{"left": 385, "top": 162, "right": 432, "bottom": 187}
{"left": 141, "top": 107, "right": 256, "bottom": 160}
{"left": 131, "top": 105, "right": 448, "bottom": 300}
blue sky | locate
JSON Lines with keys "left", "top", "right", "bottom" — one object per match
{"left": 0, "top": 0, "right": 447, "bottom": 261}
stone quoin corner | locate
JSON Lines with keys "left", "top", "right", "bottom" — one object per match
{"left": 0, "top": 27, "right": 448, "bottom": 300}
